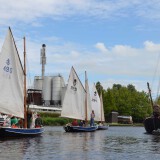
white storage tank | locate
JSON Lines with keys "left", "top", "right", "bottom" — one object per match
{"left": 61, "top": 85, "right": 67, "bottom": 104}
{"left": 51, "top": 75, "right": 64, "bottom": 105}
{"left": 34, "top": 76, "right": 42, "bottom": 90}
{"left": 42, "top": 76, "right": 52, "bottom": 106}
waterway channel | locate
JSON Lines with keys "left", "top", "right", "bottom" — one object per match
{"left": 0, "top": 126, "right": 160, "bottom": 160}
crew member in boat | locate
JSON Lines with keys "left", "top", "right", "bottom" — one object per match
{"left": 72, "top": 119, "right": 78, "bottom": 126}
{"left": 27, "top": 110, "right": 32, "bottom": 128}
{"left": 90, "top": 110, "right": 95, "bottom": 126}
{"left": 98, "top": 121, "right": 103, "bottom": 126}
{"left": 79, "top": 120, "right": 84, "bottom": 126}
{"left": 153, "top": 104, "right": 160, "bottom": 118}
{"left": 35, "top": 114, "right": 43, "bottom": 128}
{"left": 18, "top": 118, "right": 23, "bottom": 128}
{"left": 11, "top": 116, "right": 18, "bottom": 128}
{"left": 31, "top": 112, "right": 37, "bottom": 128}
{"left": 0, "top": 113, "right": 7, "bottom": 126}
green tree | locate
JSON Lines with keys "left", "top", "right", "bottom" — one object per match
{"left": 96, "top": 82, "right": 152, "bottom": 123}
{"left": 96, "top": 81, "right": 103, "bottom": 96}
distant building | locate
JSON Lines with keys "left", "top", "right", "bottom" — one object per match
{"left": 118, "top": 116, "right": 133, "bottom": 124}
{"left": 109, "top": 111, "right": 118, "bottom": 123}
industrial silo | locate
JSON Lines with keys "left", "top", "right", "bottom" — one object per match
{"left": 42, "top": 76, "right": 52, "bottom": 106}
{"left": 61, "top": 85, "right": 67, "bottom": 104}
{"left": 34, "top": 76, "right": 42, "bottom": 90}
{"left": 51, "top": 75, "right": 65, "bottom": 105}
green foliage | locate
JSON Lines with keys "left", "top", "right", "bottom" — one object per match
{"left": 39, "top": 112, "right": 60, "bottom": 118}
{"left": 95, "top": 82, "right": 152, "bottom": 123}
{"left": 155, "top": 96, "right": 160, "bottom": 105}
{"left": 43, "top": 117, "right": 71, "bottom": 126}
{"left": 96, "top": 81, "right": 103, "bottom": 96}
{"left": 35, "top": 112, "right": 72, "bottom": 126}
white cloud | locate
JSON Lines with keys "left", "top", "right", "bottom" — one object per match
{"left": 1, "top": 0, "right": 160, "bottom": 25}
{"left": 144, "top": 41, "right": 160, "bottom": 52}
{"left": 95, "top": 43, "right": 109, "bottom": 53}
{"left": 112, "top": 45, "right": 137, "bottom": 56}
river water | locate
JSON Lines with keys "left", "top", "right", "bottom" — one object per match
{"left": 0, "top": 126, "right": 160, "bottom": 160}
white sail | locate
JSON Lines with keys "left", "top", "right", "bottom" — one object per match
{"left": 100, "top": 92, "right": 105, "bottom": 122}
{"left": 0, "top": 28, "right": 24, "bottom": 118}
{"left": 85, "top": 71, "right": 92, "bottom": 121}
{"left": 91, "top": 84, "right": 101, "bottom": 121}
{"left": 61, "top": 67, "right": 86, "bottom": 120}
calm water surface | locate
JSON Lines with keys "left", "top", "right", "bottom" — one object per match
{"left": 0, "top": 126, "right": 160, "bottom": 160}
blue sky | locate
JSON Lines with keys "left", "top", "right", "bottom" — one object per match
{"left": 1, "top": 0, "right": 160, "bottom": 97}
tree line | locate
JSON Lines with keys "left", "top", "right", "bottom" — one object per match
{"left": 95, "top": 82, "right": 153, "bottom": 123}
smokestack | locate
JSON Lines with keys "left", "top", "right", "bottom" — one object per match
{"left": 40, "top": 44, "right": 46, "bottom": 80}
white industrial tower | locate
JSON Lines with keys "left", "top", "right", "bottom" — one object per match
{"left": 40, "top": 44, "right": 46, "bottom": 80}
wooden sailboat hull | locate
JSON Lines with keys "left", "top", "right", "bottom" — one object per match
{"left": 144, "top": 117, "right": 160, "bottom": 134}
{"left": 0, "top": 127, "right": 44, "bottom": 138}
{"left": 63, "top": 125, "right": 98, "bottom": 132}
{"left": 97, "top": 125, "right": 109, "bottom": 130}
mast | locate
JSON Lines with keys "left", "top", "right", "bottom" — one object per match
{"left": 100, "top": 91, "right": 103, "bottom": 122}
{"left": 23, "top": 37, "right": 27, "bottom": 128}
{"left": 85, "top": 71, "right": 88, "bottom": 122}
{"left": 147, "top": 82, "right": 154, "bottom": 108}
{"left": 100, "top": 90, "right": 105, "bottom": 122}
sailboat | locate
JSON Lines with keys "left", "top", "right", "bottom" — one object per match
{"left": 0, "top": 27, "right": 44, "bottom": 137}
{"left": 91, "top": 84, "right": 108, "bottom": 130}
{"left": 144, "top": 82, "right": 160, "bottom": 134}
{"left": 61, "top": 67, "right": 98, "bottom": 132}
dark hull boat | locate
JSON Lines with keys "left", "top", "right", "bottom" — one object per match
{"left": 144, "top": 117, "right": 160, "bottom": 134}
{"left": 61, "top": 68, "right": 96, "bottom": 133}
{"left": 0, "top": 28, "right": 44, "bottom": 138}
{"left": 144, "top": 83, "right": 160, "bottom": 134}
{"left": 64, "top": 125, "right": 98, "bottom": 132}
{"left": 0, "top": 127, "right": 44, "bottom": 138}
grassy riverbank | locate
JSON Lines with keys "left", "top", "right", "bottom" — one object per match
{"left": 108, "top": 123, "right": 143, "bottom": 127}
{"left": 39, "top": 112, "right": 144, "bottom": 126}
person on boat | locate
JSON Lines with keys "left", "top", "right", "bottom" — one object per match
{"left": 79, "top": 120, "right": 84, "bottom": 126}
{"left": 11, "top": 116, "right": 18, "bottom": 127}
{"left": 18, "top": 118, "right": 23, "bottom": 128}
{"left": 90, "top": 110, "right": 95, "bottom": 126}
{"left": 4, "top": 115, "right": 12, "bottom": 127}
{"left": 72, "top": 119, "right": 78, "bottom": 126}
{"left": 35, "top": 114, "right": 43, "bottom": 128}
{"left": 0, "top": 113, "right": 7, "bottom": 126}
{"left": 153, "top": 104, "right": 160, "bottom": 118}
{"left": 31, "top": 112, "right": 37, "bottom": 128}
{"left": 27, "top": 110, "right": 32, "bottom": 128}
{"left": 98, "top": 121, "right": 103, "bottom": 126}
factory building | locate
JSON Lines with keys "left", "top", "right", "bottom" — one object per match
{"left": 28, "top": 74, "right": 66, "bottom": 106}
{"left": 27, "top": 44, "right": 66, "bottom": 112}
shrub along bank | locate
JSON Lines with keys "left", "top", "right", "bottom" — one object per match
{"left": 38, "top": 112, "right": 143, "bottom": 126}
{"left": 39, "top": 112, "right": 72, "bottom": 126}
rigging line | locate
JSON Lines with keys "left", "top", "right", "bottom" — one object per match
{"left": 151, "top": 54, "right": 160, "bottom": 101}
{"left": 156, "top": 75, "right": 160, "bottom": 101}
{"left": 26, "top": 54, "right": 36, "bottom": 105}
{"left": 155, "top": 53, "right": 160, "bottom": 99}
{"left": 151, "top": 52, "right": 160, "bottom": 91}
{"left": 26, "top": 56, "right": 32, "bottom": 87}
